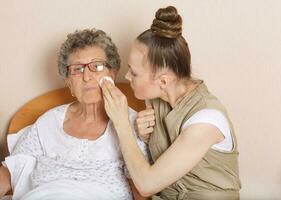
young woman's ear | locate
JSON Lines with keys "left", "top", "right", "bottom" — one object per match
{"left": 157, "top": 74, "right": 169, "bottom": 89}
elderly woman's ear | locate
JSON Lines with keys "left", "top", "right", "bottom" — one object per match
{"left": 65, "top": 79, "right": 75, "bottom": 97}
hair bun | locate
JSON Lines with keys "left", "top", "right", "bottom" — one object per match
{"left": 151, "top": 6, "right": 182, "bottom": 38}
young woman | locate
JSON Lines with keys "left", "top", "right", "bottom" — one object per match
{"left": 101, "top": 6, "right": 241, "bottom": 200}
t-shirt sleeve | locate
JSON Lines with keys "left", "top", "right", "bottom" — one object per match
{"left": 181, "top": 109, "right": 233, "bottom": 152}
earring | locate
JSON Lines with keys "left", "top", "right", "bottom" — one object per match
{"left": 70, "top": 89, "right": 75, "bottom": 97}
{"left": 67, "top": 86, "right": 75, "bottom": 97}
{"left": 65, "top": 81, "right": 75, "bottom": 97}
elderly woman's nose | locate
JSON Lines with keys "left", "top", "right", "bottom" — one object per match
{"left": 82, "top": 66, "right": 93, "bottom": 81}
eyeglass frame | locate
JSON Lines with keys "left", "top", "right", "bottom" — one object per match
{"left": 66, "top": 60, "right": 112, "bottom": 76}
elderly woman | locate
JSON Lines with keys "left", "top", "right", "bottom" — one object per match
{"left": 0, "top": 29, "right": 148, "bottom": 200}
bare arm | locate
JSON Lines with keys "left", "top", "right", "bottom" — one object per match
{"left": 115, "top": 122, "right": 223, "bottom": 196}
{"left": 128, "top": 179, "right": 149, "bottom": 200}
{"left": 0, "top": 165, "right": 11, "bottom": 197}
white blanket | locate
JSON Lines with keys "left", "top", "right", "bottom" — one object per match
{"left": 20, "top": 180, "right": 117, "bottom": 200}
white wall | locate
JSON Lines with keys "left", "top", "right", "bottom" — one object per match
{"left": 0, "top": 0, "right": 280, "bottom": 199}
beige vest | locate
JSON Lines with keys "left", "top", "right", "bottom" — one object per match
{"left": 148, "top": 80, "right": 241, "bottom": 200}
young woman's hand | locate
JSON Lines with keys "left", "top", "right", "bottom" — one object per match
{"left": 101, "top": 80, "right": 130, "bottom": 127}
{"left": 135, "top": 101, "right": 155, "bottom": 143}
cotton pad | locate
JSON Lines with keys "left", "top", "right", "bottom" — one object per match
{"left": 99, "top": 76, "right": 114, "bottom": 86}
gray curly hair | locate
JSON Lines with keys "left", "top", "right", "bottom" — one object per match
{"left": 58, "top": 29, "right": 121, "bottom": 77}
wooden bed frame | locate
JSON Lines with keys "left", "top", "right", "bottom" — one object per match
{"left": 8, "top": 83, "right": 145, "bottom": 134}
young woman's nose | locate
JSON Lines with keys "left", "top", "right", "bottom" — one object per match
{"left": 125, "top": 70, "right": 131, "bottom": 81}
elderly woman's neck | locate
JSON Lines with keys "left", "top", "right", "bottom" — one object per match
{"left": 75, "top": 101, "right": 108, "bottom": 123}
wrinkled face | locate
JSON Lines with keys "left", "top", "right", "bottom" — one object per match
{"left": 66, "top": 45, "right": 115, "bottom": 104}
{"left": 126, "top": 41, "right": 161, "bottom": 100}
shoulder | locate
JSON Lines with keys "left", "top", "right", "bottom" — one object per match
{"left": 35, "top": 103, "right": 69, "bottom": 125}
{"left": 186, "top": 109, "right": 227, "bottom": 123}
{"left": 181, "top": 109, "right": 232, "bottom": 149}
{"left": 182, "top": 109, "right": 229, "bottom": 132}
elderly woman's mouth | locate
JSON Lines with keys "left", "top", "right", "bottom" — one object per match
{"left": 83, "top": 87, "right": 98, "bottom": 91}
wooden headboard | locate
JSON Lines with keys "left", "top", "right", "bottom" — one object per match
{"left": 8, "top": 83, "right": 145, "bottom": 134}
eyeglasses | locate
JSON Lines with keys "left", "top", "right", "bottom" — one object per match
{"left": 67, "top": 61, "right": 111, "bottom": 76}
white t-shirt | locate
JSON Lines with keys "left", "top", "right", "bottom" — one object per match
{"left": 181, "top": 109, "right": 233, "bottom": 152}
{"left": 4, "top": 104, "right": 149, "bottom": 200}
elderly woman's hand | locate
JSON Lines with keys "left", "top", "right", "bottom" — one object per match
{"left": 101, "top": 80, "right": 130, "bottom": 127}
{"left": 0, "top": 166, "right": 11, "bottom": 197}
